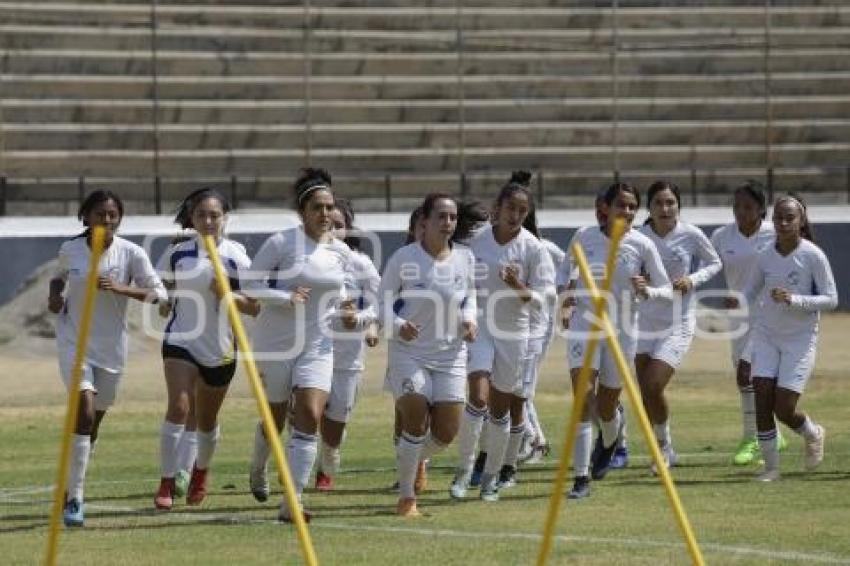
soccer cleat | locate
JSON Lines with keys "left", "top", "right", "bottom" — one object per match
{"left": 186, "top": 466, "right": 208, "bottom": 505}
{"left": 174, "top": 469, "right": 190, "bottom": 497}
{"left": 250, "top": 465, "right": 269, "bottom": 502}
{"left": 777, "top": 430, "right": 789, "bottom": 452}
{"left": 591, "top": 439, "right": 618, "bottom": 480}
{"left": 610, "top": 446, "right": 629, "bottom": 469}
{"left": 479, "top": 475, "right": 500, "bottom": 503}
{"left": 63, "top": 498, "right": 85, "bottom": 527}
{"left": 469, "top": 451, "right": 487, "bottom": 488}
{"left": 756, "top": 468, "right": 781, "bottom": 482}
{"left": 567, "top": 476, "right": 591, "bottom": 500}
{"left": 449, "top": 469, "right": 471, "bottom": 500}
{"left": 651, "top": 445, "right": 679, "bottom": 476}
{"left": 413, "top": 461, "right": 428, "bottom": 494}
{"left": 154, "top": 477, "right": 175, "bottom": 510}
{"left": 732, "top": 437, "right": 760, "bottom": 466}
{"left": 804, "top": 425, "right": 825, "bottom": 471}
{"left": 525, "top": 442, "right": 551, "bottom": 465}
{"left": 497, "top": 465, "right": 517, "bottom": 489}
{"left": 278, "top": 500, "right": 313, "bottom": 524}
{"left": 315, "top": 471, "right": 333, "bottom": 492}
{"left": 590, "top": 432, "right": 603, "bottom": 466}
{"left": 396, "top": 497, "right": 421, "bottom": 518}
{"left": 389, "top": 480, "right": 400, "bottom": 492}
{"left": 517, "top": 432, "right": 536, "bottom": 463}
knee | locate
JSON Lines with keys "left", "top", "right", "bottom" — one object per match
{"left": 167, "top": 398, "right": 190, "bottom": 423}
{"left": 430, "top": 423, "right": 457, "bottom": 445}
{"left": 642, "top": 379, "right": 665, "bottom": 400}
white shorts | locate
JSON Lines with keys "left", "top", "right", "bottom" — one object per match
{"left": 324, "top": 369, "right": 361, "bottom": 423}
{"left": 750, "top": 330, "right": 818, "bottom": 394}
{"left": 567, "top": 315, "right": 637, "bottom": 390}
{"left": 59, "top": 354, "right": 121, "bottom": 411}
{"left": 730, "top": 327, "right": 754, "bottom": 368}
{"left": 468, "top": 329, "right": 534, "bottom": 397}
{"left": 258, "top": 346, "right": 334, "bottom": 404}
{"left": 387, "top": 343, "right": 467, "bottom": 405}
{"left": 636, "top": 317, "right": 695, "bottom": 370}
{"left": 521, "top": 338, "right": 546, "bottom": 399}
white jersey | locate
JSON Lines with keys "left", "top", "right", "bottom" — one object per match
{"left": 245, "top": 226, "right": 353, "bottom": 359}
{"left": 161, "top": 236, "right": 252, "bottom": 367}
{"left": 710, "top": 221, "right": 775, "bottom": 292}
{"left": 743, "top": 239, "right": 838, "bottom": 338}
{"left": 54, "top": 234, "right": 166, "bottom": 372}
{"left": 332, "top": 249, "right": 381, "bottom": 371}
{"left": 638, "top": 221, "right": 722, "bottom": 324}
{"left": 469, "top": 226, "right": 556, "bottom": 340}
{"left": 530, "top": 238, "right": 566, "bottom": 340}
{"left": 377, "top": 241, "right": 476, "bottom": 353}
{"left": 562, "top": 226, "right": 672, "bottom": 330}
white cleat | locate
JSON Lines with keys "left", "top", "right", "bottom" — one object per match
{"left": 449, "top": 470, "right": 471, "bottom": 500}
{"left": 804, "top": 425, "right": 825, "bottom": 471}
{"left": 650, "top": 446, "right": 679, "bottom": 476}
{"left": 756, "top": 468, "right": 781, "bottom": 482}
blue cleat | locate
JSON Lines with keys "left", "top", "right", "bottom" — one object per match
{"left": 63, "top": 498, "right": 85, "bottom": 527}
{"left": 567, "top": 476, "right": 591, "bottom": 500}
{"left": 591, "top": 439, "right": 618, "bottom": 480}
{"left": 610, "top": 446, "right": 629, "bottom": 469}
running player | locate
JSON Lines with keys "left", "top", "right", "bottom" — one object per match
{"left": 743, "top": 195, "right": 836, "bottom": 481}
{"left": 315, "top": 198, "right": 381, "bottom": 490}
{"left": 48, "top": 190, "right": 166, "bottom": 526}
{"left": 154, "top": 188, "right": 258, "bottom": 510}
{"left": 378, "top": 193, "right": 478, "bottom": 517}
{"left": 634, "top": 181, "right": 722, "bottom": 473}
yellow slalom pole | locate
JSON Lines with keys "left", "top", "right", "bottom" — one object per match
{"left": 201, "top": 235, "right": 318, "bottom": 566}
{"left": 536, "top": 219, "right": 627, "bottom": 566}
{"left": 572, "top": 243, "right": 705, "bottom": 566}
{"left": 45, "top": 225, "right": 105, "bottom": 566}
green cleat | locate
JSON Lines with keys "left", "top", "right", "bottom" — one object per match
{"left": 733, "top": 437, "right": 760, "bottom": 466}
{"left": 174, "top": 469, "right": 190, "bottom": 498}
{"left": 777, "top": 431, "right": 788, "bottom": 452}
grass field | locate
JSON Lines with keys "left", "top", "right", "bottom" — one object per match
{"left": 2, "top": 315, "right": 850, "bottom": 565}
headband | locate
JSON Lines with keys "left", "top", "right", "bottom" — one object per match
{"left": 297, "top": 183, "right": 330, "bottom": 206}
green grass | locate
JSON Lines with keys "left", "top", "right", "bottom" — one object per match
{"left": 2, "top": 342, "right": 850, "bottom": 565}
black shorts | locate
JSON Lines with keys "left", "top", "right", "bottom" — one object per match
{"left": 161, "top": 343, "right": 236, "bottom": 388}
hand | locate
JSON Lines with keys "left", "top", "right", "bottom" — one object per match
{"left": 399, "top": 320, "right": 420, "bottom": 342}
{"left": 499, "top": 263, "right": 523, "bottom": 290}
{"left": 630, "top": 275, "right": 649, "bottom": 299}
{"left": 462, "top": 320, "right": 478, "bottom": 342}
{"left": 97, "top": 276, "right": 124, "bottom": 293}
{"left": 561, "top": 307, "right": 573, "bottom": 330}
{"left": 724, "top": 296, "right": 739, "bottom": 309}
{"left": 290, "top": 286, "right": 311, "bottom": 306}
{"left": 340, "top": 299, "right": 358, "bottom": 330}
{"left": 365, "top": 326, "right": 379, "bottom": 347}
{"left": 48, "top": 295, "right": 64, "bottom": 314}
{"left": 158, "top": 301, "right": 173, "bottom": 318}
{"left": 672, "top": 276, "right": 693, "bottom": 295}
{"left": 770, "top": 287, "right": 793, "bottom": 305}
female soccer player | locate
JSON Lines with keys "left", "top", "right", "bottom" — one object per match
{"left": 378, "top": 192, "right": 478, "bottom": 516}
{"left": 562, "top": 182, "right": 671, "bottom": 499}
{"left": 154, "top": 188, "right": 258, "bottom": 510}
{"left": 743, "top": 195, "right": 836, "bottom": 481}
{"left": 710, "top": 182, "right": 780, "bottom": 466}
{"left": 314, "top": 198, "right": 381, "bottom": 490}
{"left": 451, "top": 171, "right": 555, "bottom": 502}
{"left": 635, "top": 181, "right": 722, "bottom": 472}
{"left": 245, "top": 168, "right": 356, "bottom": 522}
{"left": 48, "top": 190, "right": 166, "bottom": 526}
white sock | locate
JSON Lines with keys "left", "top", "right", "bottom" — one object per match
{"left": 526, "top": 400, "right": 546, "bottom": 444}
{"left": 196, "top": 426, "right": 220, "bottom": 470}
{"left": 287, "top": 431, "right": 318, "bottom": 497}
{"left": 574, "top": 422, "right": 593, "bottom": 478}
{"left": 653, "top": 421, "right": 671, "bottom": 450}
{"left": 67, "top": 434, "right": 91, "bottom": 502}
{"left": 794, "top": 415, "right": 819, "bottom": 440}
{"left": 456, "top": 403, "right": 486, "bottom": 472}
{"left": 616, "top": 404, "right": 628, "bottom": 449}
{"left": 757, "top": 429, "right": 779, "bottom": 471}
{"left": 319, "top": 442, "right": 340, "bottom": 476}
{"left": 483, "top": 413, "right": 511, "bottom": 476}
{"left": 396, "top": 432, "right": 425, "bottom": 499}
{"left": 600, "top": 412, "right": 621, "bottom": 448}
{"left": 251, "top": 421, "right": 271, "bottom": 473}
{"left": 420, "top": 433, "right": 448, "bottom": 462}
{"left": 176, "top": 429, "right": 197, "bottom": 474}
{"left": 739, "top": 385, "right": 757, "bottom": 439}
{"left": 159, "top": 421, "right": 184, "bottom": 478}
{"left": 503, "top": 422, "right": 526, "bottom": 468}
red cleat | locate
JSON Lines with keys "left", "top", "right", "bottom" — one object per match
{"left": 154, "top": 477, "right": 175, "bottom": 510}
{"left": 315, "top": 471, "right": 333, "bottom": 492}
{"left": 186, "top": 466, "right": 208, "bottom": 505}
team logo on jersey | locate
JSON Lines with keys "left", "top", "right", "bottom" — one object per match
{"left": 571, "top": 342, "right": 583, "bottom": 359}
{"left": 787, "top": 270, "right": 800, "bottom": 287}
{"left": 402, "top": 378, "right": 416, "bottom": 395}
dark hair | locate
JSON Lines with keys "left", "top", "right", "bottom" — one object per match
{"left": 522, "top": 209, "right": 541, "bottom": 239}
{"left": 174, "top": 187, "right": 230, "bottom": 230}
{"left": 496, "top": 170, "right": 535, "bottom": 210}
{"left": 333, "top": 196, "right": 361, "bottom": 250}
{"left": 647, "top": 180, "right": 681, "bottom": 210}
{"left": 78, "top": 190, "right": 124, "bottom": 226}
{"left": 420, "top": 192, "right": 457, "bottom": 220}
{"left": 602, "top": 181, "right": 641, "bottom": 209}
{"left": 776, "top": 192, "right": 815, "bottom": 242}
{"left": 734, "top": 180, "right": 768, "bottom": 220}
{"left": 294, "top": 167, "right": 333, "bottom": 212}
{"left": 405, "top": 207, "right": 424, "bottom": 244}
{"left": 453, "top": 200, "right": 490, "bottom": 243}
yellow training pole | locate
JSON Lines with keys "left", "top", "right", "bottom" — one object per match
{"left": 202, "top": 235, "right": 318, "bottom": 566}
{"left": 572, "top": 243, "right": 705, "bottom": 566}
{"left": 45, "top": 226, "right": 105, "bottom": 566}
{"left": 536, "top": 219, "right": 627, "bottom": 566}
